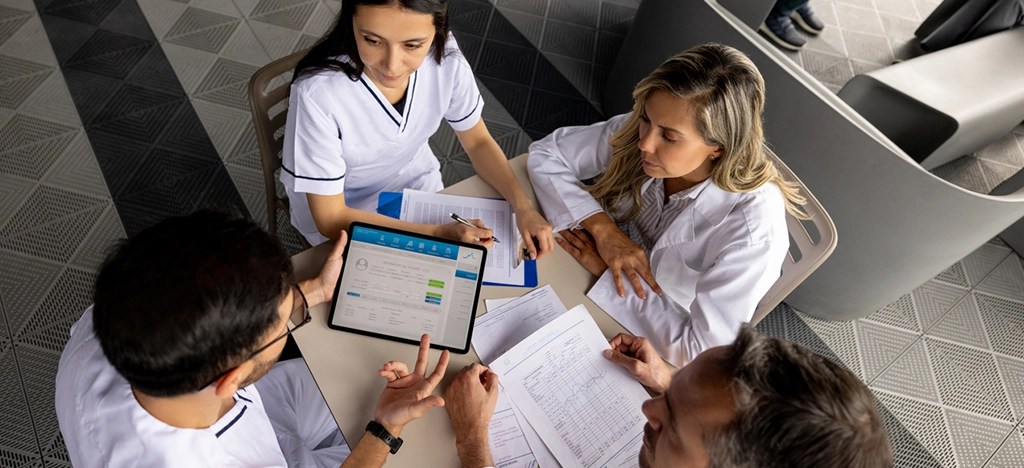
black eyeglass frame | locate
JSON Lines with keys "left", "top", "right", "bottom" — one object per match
{"left": 201, "top": 283, "right": 311, "bottom": 389}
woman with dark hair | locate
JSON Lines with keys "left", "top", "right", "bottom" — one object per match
{"left": 281, "top": 0, "right": 553, "bottom": 260}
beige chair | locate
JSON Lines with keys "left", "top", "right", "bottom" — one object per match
{"left": 752, "top": 154, "right": 837, "bottom": 325}
{"left": 247, "top": 49, "right": 310, "bottom": 246}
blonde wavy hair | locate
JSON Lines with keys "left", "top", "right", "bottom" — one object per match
{"left": 587, "top": 43, "right": 807, "bottom": 222}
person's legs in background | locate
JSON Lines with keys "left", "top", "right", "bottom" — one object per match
{"left": 760, "top": 0, "right": 825, "bottom": 50}
{"left": 256, "top": 359, "right": 352, "bottom": 468}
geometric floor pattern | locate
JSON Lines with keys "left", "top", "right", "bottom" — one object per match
{"left": 1, "top": 0, "right": 1024, "bottom": 466}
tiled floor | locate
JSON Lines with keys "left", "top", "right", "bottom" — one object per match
{"left": 1, "top": 0, "right": 1023, "bottom": 466}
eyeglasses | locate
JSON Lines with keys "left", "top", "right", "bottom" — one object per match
{"left": 201, "top": 283, "right": 310, "bottom": 389}
{"left": 245, "top": 283, "right": 311, "bottom": 360}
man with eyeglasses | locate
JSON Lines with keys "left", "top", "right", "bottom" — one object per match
{"left": 55, "top": 210, "right": 449, "bottom": 467}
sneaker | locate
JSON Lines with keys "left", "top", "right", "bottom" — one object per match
{"left": 760, "top": 15, "right": 806, "bottom": 51}
{"left": 790, "top": 4, "right": 825, "bottom": 35}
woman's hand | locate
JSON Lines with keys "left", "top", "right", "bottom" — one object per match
{"left": 557, "top": 229, "right": 608, "bottom": 277}
{"left": 434, "top": 219, "right": 495, "bottom": 249}
{"left": 374, "top": 334, "right": 450, "bottom": 436}
{"left": 585, "top": 218, "right": 662, "bottom": 299}
{"left": 515, "top": 207, "right": 554, "bottom": 261}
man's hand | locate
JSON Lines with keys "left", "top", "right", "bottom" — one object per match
{"left": 435, "top": 219, "right": 496, "bottom": 249}
{"left": 515, "top": 207, "right": 554, "bottom": 260}
{"left": 556, "top": 229, "right": 608, "bottom": 277}
{"left": 373, "top": 334, "right": 450, "bottom": 436}
{"left": 445, "top": 364, "right": 498, "bottom": 468}
{"left": 604, "top": 334, "right": 672, "bottom": 394}
{"left": 303, "top": 230, "right": 348, "bottom": 307}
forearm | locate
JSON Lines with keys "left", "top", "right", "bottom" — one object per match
{"left": 465, "top": 140, "right": 534, "bottom": 213}
{"left": 339, "top": 434, "right": 393, "bottom": 468}
{"left": 307, "top": 194, "right": 442, "bottom": 240}
{"left": 455, "top": 437, "right": 494, "bottom": 468}
{"left": 579, "top": 212, "right": 621, "bottom": 238}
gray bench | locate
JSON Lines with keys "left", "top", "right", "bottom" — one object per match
{"left": 837, "top": 28, "right": 1024, "bottom": 170}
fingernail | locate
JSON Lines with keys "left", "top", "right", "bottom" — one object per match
{"left": 603, "top": 349, "right": 613, "bottom": 358}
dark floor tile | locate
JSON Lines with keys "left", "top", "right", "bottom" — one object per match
{"left": 485, "top": 8, "right": 534, "bottom": 48}
{"left": 496, "top": 0, "right": 547, "bottom": 16}
{"left": 63, "top": 29, "right": 154, "bottom": 80}
{"left": 479, "top": 76, "right": 530, "bottom": 122}
{"left": 97, "top": 0, "right": 157, "bottom": 39}
{"left": 87, "top": 86, "right": 185, "bottom": 141}
{"left": 523, "top": 89, "right": 602, "bottom": 139}
{"left": 40, "top": 0, "right": 122, "bottom": 26}
{"left": 547, "top": 0, "right": 598, "bottom": 27}
{"left": 452, "top": 30, "right": 483, "bottom": 67}
{"left": 540, "top": 19, "right": 595, "bottom": 59}
{"left": 124, "top": 46, "right": 188, "bottom": 93}
{"left": 599, "top": 2, "right": 635, "bottom": 36}
{"left": 87, "top": 131, "right": 152, "bottom": 198}
{"left": 449, "top": 0, "right": 492, "bottom": 37}
{"left": 531, "top": 57, "right": 580, "bottom": 96}
{"left": 475, "top": 40, "right": 537, "bottom": 84}
{"left": 155, "top": 104, "right": 221, "bottom": 162}
{"left": 37, "top": 13, "right": 96, "bottom": 64}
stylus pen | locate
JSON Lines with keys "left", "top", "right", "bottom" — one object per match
{"left": 449, "top": 213, "right": 501, "bottom": 243}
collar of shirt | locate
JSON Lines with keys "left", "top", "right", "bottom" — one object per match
{"left": 640, "top": 177, "right": 742, "bottom": 243}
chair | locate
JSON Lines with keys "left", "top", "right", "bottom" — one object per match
{"left": 604, "top": 0, "right": 1024, "bottom": 320}
{"left": 247, "top": 49, "right": 310, "bottom": 247}
{"left": 752, "top": 154, "right": 837, "bottom": 325}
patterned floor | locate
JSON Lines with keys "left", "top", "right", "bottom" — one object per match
{"left": 0, "top": 0, "right": 1022, "bottom": 466}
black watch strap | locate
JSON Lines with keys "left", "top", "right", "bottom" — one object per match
{"left": 365, "top": 421, "right": 403, "bottom": 454}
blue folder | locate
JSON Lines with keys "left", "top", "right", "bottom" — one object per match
{"left": 376, "top": 192, "right": 538, "bottom": 287}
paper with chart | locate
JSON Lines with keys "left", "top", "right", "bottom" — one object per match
{"left": 488, "top": 391, "right": 540, "bottom": 468}
{"left": 473, "top": 285, "right": 567, "bottom": 468}
{"left": 490, "top": 305, "right": 649, "bottom": 468}
{"left": 399, "top": 189, "right": 524, "bottom": 285}
{"left": 473, "top": 285, "right": 567, "bottom": 364}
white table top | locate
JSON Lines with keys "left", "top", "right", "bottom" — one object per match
{"left": 290, "top": 155, "right": 629, "bottom": 466}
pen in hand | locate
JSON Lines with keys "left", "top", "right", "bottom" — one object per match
{"left": 449, "top": 213, "right": 500, "bottom": 243}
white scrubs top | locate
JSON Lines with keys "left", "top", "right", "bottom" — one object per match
{"left": 528, "top": 114, "right": 790, "bottom": 367}
{"left": 56, "top": 308, "right": 288, "bottom": 468}
{"left": 282, "top": 35, "right": 484, "bottom": 245}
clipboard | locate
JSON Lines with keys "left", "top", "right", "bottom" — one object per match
{"left": 377, "top": 192, "right": 538, "bottom": 287}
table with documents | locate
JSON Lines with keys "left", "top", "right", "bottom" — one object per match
{"left": 290, "top": 155, "right": 636, "bottom": 466}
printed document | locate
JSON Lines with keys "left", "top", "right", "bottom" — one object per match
{"left": 490, "top": 305, "right": 648, "bottom": 468}
{"left": 399, "top": 190, "right": 525, "bottom": 285}
{"left": 473, "top": 285, "right": 568, "bottom": 468}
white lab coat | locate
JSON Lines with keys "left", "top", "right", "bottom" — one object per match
{"left": 527, "top": 114, "right": 789, "bottom": 367}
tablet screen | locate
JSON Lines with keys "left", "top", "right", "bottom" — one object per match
{"left": 327, "top": 223, "right": 486, "bottom": 353}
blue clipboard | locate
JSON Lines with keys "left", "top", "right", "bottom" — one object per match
{"left": 376, "top": 192, "right": 538, "bottom": 287}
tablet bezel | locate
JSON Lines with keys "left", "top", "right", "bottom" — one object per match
{"left": 326, "top": 222, "right": 487, "bottom": 354}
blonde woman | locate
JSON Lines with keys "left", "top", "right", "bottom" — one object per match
{"left": 528, "top": 44, "right": 804, "bottom": 367}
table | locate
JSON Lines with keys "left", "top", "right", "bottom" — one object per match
{"left": 290, "top": 154, "right": 629, "bottom": 466}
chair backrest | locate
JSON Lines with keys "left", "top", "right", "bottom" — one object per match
{"left": 751, "top": 154, "right": 837, "bottom": 325}
{"left": 247, "top": 49, "right": 309, "bottom": 241}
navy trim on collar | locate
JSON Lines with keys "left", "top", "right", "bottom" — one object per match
{"left": 447, "top": 94, "right": 482, "bottom": 124}
{"left": 401, "top": 71, "right": 417, "bottom": 133}
{"left": 215, "top": 405, "right": 247, "bottom": 438}
{"left": 235, "top": 392, "right": 253, "bottom": 404}
{"left": 281, "top": 165, "right": 345, "bottom": 181}
{"left": 359, "top": 77, "right": 400, "bottom": 127}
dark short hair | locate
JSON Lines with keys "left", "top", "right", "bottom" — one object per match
{"left": 294, "top": 0, "right": 450, "bottom": 82}
{"left": 93, "top": 210, "right": 294, "bottom": 397}
{"left": 706, "top": 326, "right": 893, "bottom": 468}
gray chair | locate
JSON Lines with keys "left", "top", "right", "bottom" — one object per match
{"left": 837, "top": 28, "right": 1024, "bottom": 170}
{"left": 247, "top": 49, "right": 310, "bottom": 248}
{"left": 604, "top": 0, "right": 1024, "bottom": 320}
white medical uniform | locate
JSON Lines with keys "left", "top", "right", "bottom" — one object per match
{"left": 528, "top": 114, "right": 789, "bottom": 367}
{"left": 56, "top": 308, "right": 351, "bottom": 468}
{"left": 282, "top": 35, "right": 484, "bottom": 245}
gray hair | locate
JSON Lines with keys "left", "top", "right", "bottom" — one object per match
{"left": 705, "top": 325, "right": 893, "bottom": 468}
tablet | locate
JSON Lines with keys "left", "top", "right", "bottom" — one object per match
{"left": 327, "top": 222, "right": 487, "bottom": 354}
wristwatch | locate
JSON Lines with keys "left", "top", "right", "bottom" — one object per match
{"left": 365, "top": 421, "right": 403, "bottom": 454}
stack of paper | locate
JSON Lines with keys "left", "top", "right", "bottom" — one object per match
{"left": 473, "top": 286, "right": 650, "bottom": 468}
